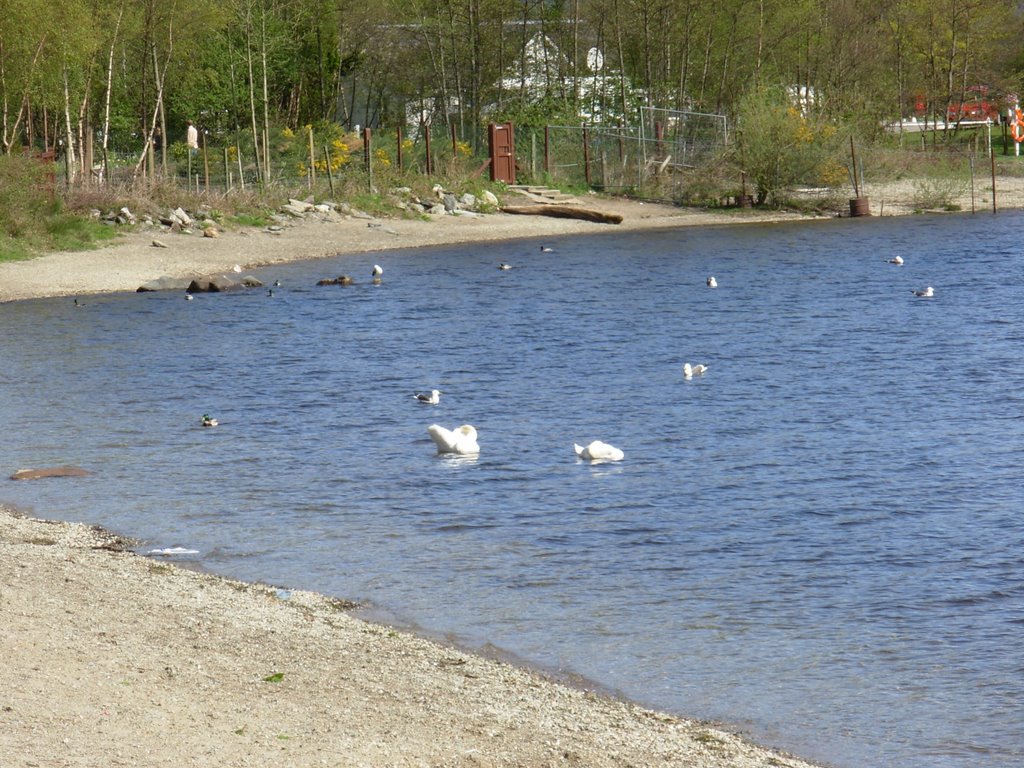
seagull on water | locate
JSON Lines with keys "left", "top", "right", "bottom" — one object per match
{"left": 887, "top": 256, "right": 904, "bottom": 265}
{"left": 414, "top": 389, "right": 442, "bottom": 405}
{"left": 427, "top": 424, "right": 480, "bottom": 455}
{"left": 707, "top": 276, "right": 718, "bottom": 288}
{"left": 574, "top": 440, "right": 625, "bottom": 462}
{"left": 912, "top": 286, "right": 934, "bottom": 298}
{"left": 683, "top": 363, "right": 708, "bottom": 379}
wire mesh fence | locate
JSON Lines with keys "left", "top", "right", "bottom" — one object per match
{"left": 514, "top": 108, "right": 729, "bottom": 200}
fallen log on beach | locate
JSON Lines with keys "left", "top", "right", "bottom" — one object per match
{"left": 500, "top": 205, "right": 623, "bottom": 225}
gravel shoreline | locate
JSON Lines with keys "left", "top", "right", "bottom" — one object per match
{"left": 0, "top": 506, "right": 825, "bottom": 768}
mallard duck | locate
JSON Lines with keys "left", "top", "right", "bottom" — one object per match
{"left": 201, "top": 414, "right": 218, "bottom": 427}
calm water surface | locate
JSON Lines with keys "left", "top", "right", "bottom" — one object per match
{"left": 1, "top": 212, "right": 1022, "bottom": 768}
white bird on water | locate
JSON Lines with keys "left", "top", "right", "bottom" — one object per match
{"left": 683, "top": 363, "right": 708, "bottom": 379}
{"left": 414, "top": 389, "right": 442, "bottom": 405}
{"left": 498, "top": 262, "right": 513, "bottom": 270}
{"left": 913, "top": 286, "right": 934, "bottom": 298}
{"left": 372, "top": 264, "right": 383, "bottom": 277}
{"left": 427, "top": 424, "right": 480, "bottom": 455}
{"left": 540, "top": 246, "right": 554, "bottom": 253}
{"left": 574, "top": 440, "right": 624, "bottom": 462}
{"left": 887, "top": 256, "right": 904, "bottom": 265}
{"left": 707, "top": 276, "right": 717, "bottom": 288}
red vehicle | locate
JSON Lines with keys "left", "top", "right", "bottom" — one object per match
{"left": 946, "top": 86, "right": 1003, "bottom": 123}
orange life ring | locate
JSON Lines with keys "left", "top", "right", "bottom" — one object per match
{"left": 1012, "top": 108, "right": 1024, "bottom": 142}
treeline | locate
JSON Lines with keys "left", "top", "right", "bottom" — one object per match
{"left": 1, "top": 0, "right": 1022, "bottom": 182}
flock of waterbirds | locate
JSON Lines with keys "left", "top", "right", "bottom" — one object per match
{"left": 66, "top": 240, "right": 932, "bottom": 460}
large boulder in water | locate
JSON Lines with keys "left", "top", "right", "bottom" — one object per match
{"left": 11, "top": 466, "right": 91, "bottom": 481}
{"left": 187, "top": 275, "right": 243, "bottom": 293}
{"left": 137, "top": 276, "right": 192, "bottom": 292}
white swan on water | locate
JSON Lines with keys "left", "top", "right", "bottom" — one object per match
{"left": 574, "top": 440, "right": 625, "bottom": 462}
{"left": 683, "top": 363, "right": 708, "bottom": 379}
{"left": 427, "top": 424, "right": 480, "bottom": 455}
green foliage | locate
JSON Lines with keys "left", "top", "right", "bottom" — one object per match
{"left": 262, "top": 672, "right": 285, "bottom": 683}
{"left": 732, "top": 86, "right": 847, "bottom": 206}
{"left": 0, "top": 155, "right": 117, "bottom": 262}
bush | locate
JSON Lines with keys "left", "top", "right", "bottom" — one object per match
{"left": 732, "top": 85, "right": 846, "bottom": 206}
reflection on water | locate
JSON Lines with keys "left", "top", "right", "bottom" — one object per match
{"left": 2, "top": 212, "right": 1023, "bottom": 768}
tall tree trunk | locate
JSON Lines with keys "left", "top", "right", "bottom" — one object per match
{"left": 133, "top": 20, "right": 174, "bottom": 177}
{"left": 101, "top": 2, "right": 126, "bottom": 157}
{"left": 62, "top": 66, "right": 77, "bottom": 182}
{"left": 244, "top": 1, "right": 263, "bottom": 182}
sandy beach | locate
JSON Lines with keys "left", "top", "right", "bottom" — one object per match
{"left": 2, "top": 181, "right": 1021, "bottom": 766}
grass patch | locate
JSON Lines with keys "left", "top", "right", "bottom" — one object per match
{"left": 46, "top": 216, "right": 120, "bottom": 251}
{"left": 229, "top": 211, "right": 273, "bottom": 227}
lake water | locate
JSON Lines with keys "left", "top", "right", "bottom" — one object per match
{"left": 1, "top": 212, "right": 1022, "bottom": 768}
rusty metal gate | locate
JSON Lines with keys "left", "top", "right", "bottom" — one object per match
{"left": 488, "top": 122, "right": 516, "bottom": 184}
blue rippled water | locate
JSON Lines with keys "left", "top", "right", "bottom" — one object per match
{"left": 1, "top": 212, "right": 1022, "bottom": 768}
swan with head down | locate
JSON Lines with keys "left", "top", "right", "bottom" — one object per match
{"left": 574, "top": 440, "right": 624, "bottom": 462}
{"left": 427, "top": 424, "right": 480, "bottom": 455}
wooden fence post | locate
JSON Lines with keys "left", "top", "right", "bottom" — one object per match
{"left": 323, "top": 145, "right": 335, "bottom": 197}
{"left": 202, "top": 131, "right": 210, "bottom": 192}
{"left": 308, "top": 125, "right": 315, "bottom": 189}
{"left": 544, "top": 125, "right": 550, "bottom": 175}
{"left": 991, "top": 150, "right": 997, "bottom": 213}
{"left": 364, "top": 127, "right": 373, "bottom": 191}
{"left": 424, "top": 122, "right": 432, "bottom": 174}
